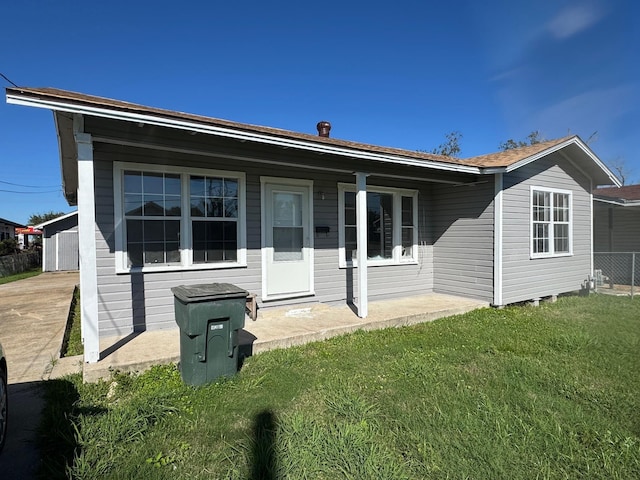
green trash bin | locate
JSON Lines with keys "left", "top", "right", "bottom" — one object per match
{"left": 172, "top": 283, "right": 248, "bottom": 386}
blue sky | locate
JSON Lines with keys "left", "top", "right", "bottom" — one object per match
{"left": 1, "top": 0, "right": 638, "bottom": 224}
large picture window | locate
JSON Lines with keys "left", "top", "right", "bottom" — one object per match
{"left": 339, "top": 184, "right": 418, "bottom": 266}
{"left": 531, "top": 187, "right": 572, "bottom": 258}
{"left": 114, "top": 163, "right": 246, "bottom": 272}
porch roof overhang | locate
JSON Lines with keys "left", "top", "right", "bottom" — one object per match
{"left": 6, "top": 87, "right": 621, "bottom": 203}
{"left": 6, "top": 88, "right": 482, "bottom": 199}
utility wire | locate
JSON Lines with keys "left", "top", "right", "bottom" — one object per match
{"left": 0, "top": 72, "right": 19, "bottom": 87}
{"left": 0, "top": 189, "right": 61, "bottom": 194}
{"left": 0, "top": 179, "right": 59, "bottom": 188}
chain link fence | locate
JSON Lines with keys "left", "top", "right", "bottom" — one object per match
{"left": 593, "top": 252, "right": 639, "bottom": 298}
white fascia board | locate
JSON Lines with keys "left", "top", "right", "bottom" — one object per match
{"left": 481, "top": 167, "right": 507, "bottom": 175}
{"left": 7, "top": 93, "right": 481, "bottom": 175}
{"left": 34, "top": 210, "right": 78, "bottom": 229}
{"left": 504, "top": 137, "right": 621, "bottom": 186}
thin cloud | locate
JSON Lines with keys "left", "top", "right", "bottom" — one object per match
{"left": 531, "top": 85, "right": 635, "bottom": 138}
{"left": 547, "top": 4, "right": 603, "bottom": 39}
{"left": 489, "top": 67, "right": 526, "bottom": 83}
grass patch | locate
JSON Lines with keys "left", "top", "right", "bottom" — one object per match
{"left": 0, "top": 267, "right": 41, "bottom": 285}
{"left": 61, "top": 286, "right": 83, "bottom": 357}
{"left": 39, "top": 295, "right": 640, "bottom": 479}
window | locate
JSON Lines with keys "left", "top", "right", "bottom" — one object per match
{"left": 190, "top": 176, "right": 238, "bottom": 263}
{"left": 531, "top": 187, "right": 572, "bottom": 258}
{"left": 114, "top": 163, "right": 246, "bottom": 272}
{"left": 124, "top": 171, "right": 181, "bottom": 267}
{"left": 338, "top": 184, "right": 418, "bottom": 266}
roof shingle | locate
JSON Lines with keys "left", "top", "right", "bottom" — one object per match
{"left": 594, "top": 184, "right": 640, "bottom": 201}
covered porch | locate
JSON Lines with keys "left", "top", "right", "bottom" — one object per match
{"left": 78, "top": 292, "right": 489, "bottom": 382}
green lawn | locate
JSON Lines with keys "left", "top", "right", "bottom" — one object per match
{"left": 60, "top": 287, "right": 83, "bottom": 357}
{"left": 39, "top": 294, "right": 639, "bottom": 479}
{"left": 0, "top": 267, "right": 41, "bottom": 285}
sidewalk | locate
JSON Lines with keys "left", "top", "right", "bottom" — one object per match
{"left": 0, "top": 271, "right": 79, "bottom": 384}
{"left": 82, "top": 293, "right": 488, "bottom": 382}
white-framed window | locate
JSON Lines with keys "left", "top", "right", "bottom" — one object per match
{"left": 530, "top": 186, "right": 572, "bottom": 258}
{"left": 338, "top": 183, "right": 418, "bottom": 267}
{"left": 114, "top": 162, "right": 246, "bottom": 273}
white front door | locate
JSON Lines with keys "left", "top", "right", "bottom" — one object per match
{"left": 261, "top": 178, "right": 314, "bottom": 300}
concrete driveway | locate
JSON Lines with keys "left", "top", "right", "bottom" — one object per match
{"left": 0, "top": 271, "right": 78, "bottom": 384}
{"left": 0, "top": 271, "right": 78, "bottom": 477}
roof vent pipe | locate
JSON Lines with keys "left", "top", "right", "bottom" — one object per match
{"left": 317, "top": 121, "right": 331, "bottom": 138}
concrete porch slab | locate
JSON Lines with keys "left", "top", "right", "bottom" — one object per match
{"left": 83, "top": 293, "right": 488, "bottom": 383}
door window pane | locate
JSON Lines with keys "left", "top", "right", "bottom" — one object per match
{"left": 273, "top": 227, "right": 303, "bottom": 261}
{"left": 273, "top": 193, "right": 302, "bottom": 227}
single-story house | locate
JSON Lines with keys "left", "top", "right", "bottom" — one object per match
{"left": 593, "top": 184, "right": 640, "bottom": 252}
{"left": 6, "top": 87, "right": 620, "bottom": 363}
{"left": 35, "top": 211, "right": 79, "bottom": 272}
{"left": 0, "top": 217, "right": 24, "bottom": 242}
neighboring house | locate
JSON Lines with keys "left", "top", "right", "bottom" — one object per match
{"left": 6, "top": 87, "right": 620, "bottom": 364}
{"left": 35, "top": 211, "right": 79, "bottom": 272}
{"left": 593, "top": 184, "right": 640, "bottom": 252}
{"left": 0, "top": 217, "right": 24, "bottom": 242}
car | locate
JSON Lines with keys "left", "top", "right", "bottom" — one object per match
{"left": 0, "top": 340, "right": 6, "bottom": 452}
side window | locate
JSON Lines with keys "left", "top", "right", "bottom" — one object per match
{"left": 531, "top": 187, "right": 571, "bottom": 257}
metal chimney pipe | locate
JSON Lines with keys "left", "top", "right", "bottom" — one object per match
{"left": 317, "top": 121, "right": 331, "bottom": 138}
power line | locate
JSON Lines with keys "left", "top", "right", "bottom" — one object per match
{"left": 0, "top": 189, "right": 61, "bottom": 194}
{"left": 0, "top": 72, "right": 18, "bottom": 87}
{"left": 0, "top": 179, "right": 59, "bottom": 188}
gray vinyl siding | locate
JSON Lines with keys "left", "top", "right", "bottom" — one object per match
{"left": 431, "top": 180, "right": 495, "bottom": 302}
{"left": 89, "top": 122, "right": 440, "bottom": 338}
{"left": 501, "top": 153, "right": 592, "bottom": 304}
{"left": 42, "top": 215, "right": 78, "bottom": 272}
{"left": 593, "top": 201, "right": 640, "bottom": 252}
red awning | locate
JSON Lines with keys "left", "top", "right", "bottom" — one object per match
{"left": 15, "top": 227, "right": 43, "bottom": 235}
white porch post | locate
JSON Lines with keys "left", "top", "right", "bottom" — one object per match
{"left": 493, "top": 173, "right": 503, "bottom": 307}
{"left": 355, "top": 172, "right": 368, "bottom": 318}
{"left": 75, "top": 127, "right": 100, "bottom": 363}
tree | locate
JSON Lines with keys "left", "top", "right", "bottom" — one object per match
{"left": 499, "top": 130, "right": 545, "bottom": 151}
{"left": 431, "top": 131, "right": 463, "bottom": 157}
{"left": 28, "top": 211, "right": 66, "bottom": 226}
{"left": 607, "top": 156, "right": 633, "bottom": 186}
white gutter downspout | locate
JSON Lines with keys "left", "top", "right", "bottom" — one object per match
{"left": 355, "top": 172, "right": 369, "bottom": 318}
{"left": 589, "top": 179, "right": 594, "bottom": 277}
{"left": 74, "top": 116, "right": 100, "bottom": 363}
{"left": 493, "top": 173, "right": 503, "bottom": 306}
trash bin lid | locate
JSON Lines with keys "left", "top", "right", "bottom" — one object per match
{"left": 171, "top": 283, "right": 248, "bottom": 303}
